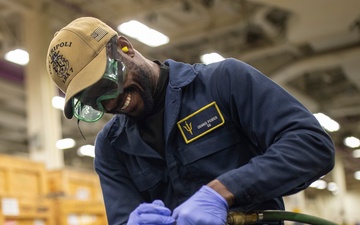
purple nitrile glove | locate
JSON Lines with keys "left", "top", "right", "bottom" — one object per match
{"left": 127, "top": 199, "right": 175, "bottom": 225}
{"left": 172, "top": 185, "right": 228, "bottom": 225}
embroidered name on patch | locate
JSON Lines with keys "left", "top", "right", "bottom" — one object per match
{"left": 177, "top": 102, "right": 225, "bottom": 144}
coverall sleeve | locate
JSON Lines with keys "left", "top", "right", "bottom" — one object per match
{"left": 213, "top": 59, "right": 335, "bottom": 211}
{"left": 94, "top": 128, "right": 143, "bottom": 225}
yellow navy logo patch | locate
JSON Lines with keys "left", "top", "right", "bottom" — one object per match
{"left": 177, "top": 102, "right": 225, "bottom": 144}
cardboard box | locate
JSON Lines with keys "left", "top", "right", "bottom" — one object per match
{"left": 0, "top": 195, "right": 55, "bottom": 225}
{"left": 47, "top": 169, "right": 102, "bottom": 201}
{"left": 0, "top": 154, "right": 48, "bottom": 198}
{"left": 52, "top": 199, "right": 107, "bottom": 225}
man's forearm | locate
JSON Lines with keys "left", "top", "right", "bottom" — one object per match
{"left": 207, "top": 179, "right": 235, "bottom": 207}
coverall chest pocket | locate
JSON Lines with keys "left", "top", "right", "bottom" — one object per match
{"left": 127, "top": 159, "right": 167, "bottom": 192}
{"left": 177, "top": 125, "right": 243, "bottom": 181}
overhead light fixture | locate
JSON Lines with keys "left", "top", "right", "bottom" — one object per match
{"left": 52, "top": 96, "right": 65, "bottom": 110}
{"left": 327, "top": 182, "right": 338, "bottom": 192}
{"left": 327, "top": 182, "right": 340, "bottom": 195}
{"left": 200, "top": 52, "right": 224, "bottom": 65}
{"left": 352, "top": 149, "right": 360, "bottom": 158}
{"left": 56, "top": 138, "right": 76, "bottom": 149}
{"left": 5, "top": 48, "right": 29, "bottom": 65}
{"left": 77, "top": 145, "right": 95, "bottom": 158}
{"left": 344, "top": 136, "right": 360, "bottom": 148}
{"left": 313, "top": 113, "right": 339, "bottom": 132}
{"left": 117, "top": 20, "right": 169, "bottom": 47}
{"left": 354, "top": 171, "right": 360, "bottom": 180}
{"left": 309, "top": 179, "right": 327, "bottom": 190}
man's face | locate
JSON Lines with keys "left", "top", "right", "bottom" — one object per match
{"left": 100, "top": 56, "right": 156, "bottom": 120}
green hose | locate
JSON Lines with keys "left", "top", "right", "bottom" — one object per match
{"left": 227, "top": 210, "right": 338, "bottom": 225}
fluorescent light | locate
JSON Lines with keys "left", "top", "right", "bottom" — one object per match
{"left": 331, "top": 189, "right": 340, "bottom": 195}
{"left": 316, "top": 180, "right": 327, "bottom": 190}
{"left": 313, "top": 113, "right": 339, "bottom": 132}
{"left": 200, "top": 52, "right": 225, "bottom": 65}
{"left": 353, "top": 149, "right": 360, "bottom": 158}
{"left": 52, "top": 96, "right": 65, "bottom": 110}
{"left": 77, "top": 145, "right": 95, "bottom": 158}
{"left": 327, "top": 182, "right": 338, "bottom": 192}
{"left": 56, "top": 138, "right": 76, "bottom": 149}
{"left": 5, "top": 49, "right": 29, "bottom": 65}
{"left": 117, "top": 20, "right": 169, "bottom": 47}
{"left": 309, "top": 179, "right": 327, "bottom": 189}
{"left": 344, "top": 136, "right": 360, "bottom": 148}
{"left": 354, "top": 171, "right": 360, "bottom": 180}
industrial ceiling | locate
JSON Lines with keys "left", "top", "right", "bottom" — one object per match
{"left": 0, "top": 0, "right": 360, "bottom": 193}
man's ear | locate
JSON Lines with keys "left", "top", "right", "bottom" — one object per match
{"left": 118, "top": 36, "right": 134, "bottom": 56}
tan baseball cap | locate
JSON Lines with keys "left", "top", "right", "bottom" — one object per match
{"left": 46, "top": 17, "right": 118, "bottom": 119}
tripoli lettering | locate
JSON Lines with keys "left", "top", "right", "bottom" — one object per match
{"left": 48, "top": 41, "right": 73, "bottom": 83}
{"left": 49, "top": 41, "right": 72, "bottom": 55}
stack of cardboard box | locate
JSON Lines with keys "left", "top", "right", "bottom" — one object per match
{"left": 0, "top": 154, "right": 107, "bottom": 225}
{"left": 0, "top": 154, "right": 55, "bottom": 225}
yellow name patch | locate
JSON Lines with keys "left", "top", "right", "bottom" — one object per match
{"left": 177, "top": 102, "right": 225, "bottom": 144}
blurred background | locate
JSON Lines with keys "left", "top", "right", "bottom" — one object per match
{"left": 0, "top": 0, "right": 360, "bottom": 224}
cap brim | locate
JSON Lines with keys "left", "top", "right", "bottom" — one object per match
{"left": 63, "top": 47, "right": 107, "bottom": 119}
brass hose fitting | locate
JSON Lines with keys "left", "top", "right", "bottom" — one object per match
{"left": 227, "top": 211, "right": 259, "bottom": 225}
{"left": 227, "top": 210, "right": 338, "bottom": 225}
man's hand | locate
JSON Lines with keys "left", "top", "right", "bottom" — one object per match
{"left": 172, "top": 185, "right": 228, "bottom": 225}
{"left": 127, "top": 200, "right": 175, "bottom": 225}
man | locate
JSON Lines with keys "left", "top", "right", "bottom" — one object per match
{"left": 46, "top": 17, "right": 335, "bottom": 225}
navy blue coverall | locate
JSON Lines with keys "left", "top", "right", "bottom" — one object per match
{"left": 94, "top": 58, "right": 335, "bottom": 225}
